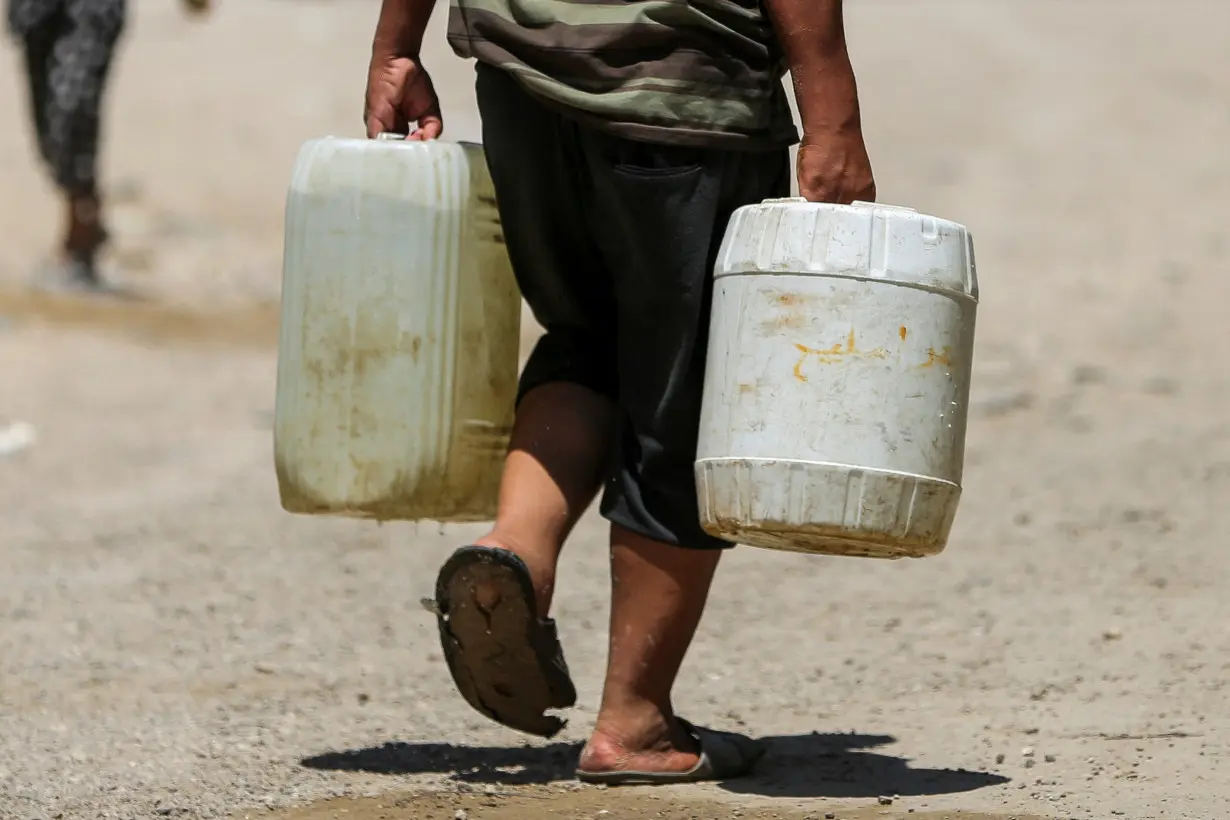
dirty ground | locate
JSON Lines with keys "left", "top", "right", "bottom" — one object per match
{"left": 2, "top": 3, "right": 1228, "bottom": 820}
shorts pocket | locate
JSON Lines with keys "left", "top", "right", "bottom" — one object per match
{"left": 607, "top": 140, "right": 707, "bottom": 178}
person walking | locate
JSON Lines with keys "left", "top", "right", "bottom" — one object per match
{"left": 364, "top": 0, "right": 875, "bottom": 784}
{"left": 6, "top": 0, "right": 210, "bottom": 292}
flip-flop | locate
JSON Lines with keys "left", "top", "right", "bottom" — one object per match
{"left": 431, "top": 546, "right": 577, "bottom": 738}
{"left": 576, "top": 719, "right": 766, "bottom": 785}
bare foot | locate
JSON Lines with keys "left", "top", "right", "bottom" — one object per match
{"left": 33, "top": 257, "right": 103, "bottom": 293}
{"left": 578, "top": 716, "right": 702, "bottom": 776}
{"left": 472, "top": 535, "right": 557, "bottom": 618}
{"left": 32, "top": 257, "right": 138, "bottom": 300}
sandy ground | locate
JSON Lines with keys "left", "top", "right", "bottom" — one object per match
{"left": 3, "top": 2, "right": 1229, "bottom": 819}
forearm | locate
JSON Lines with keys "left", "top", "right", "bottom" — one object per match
{"left": 763, "top": 0, "right": 862, "bottom": 135}
{"left": 372, "top": 0, "right": 438, "bottom": 58}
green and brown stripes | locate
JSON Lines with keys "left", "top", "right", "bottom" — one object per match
{"left": 447, "top": 0, "right": 798, "bottom": 149}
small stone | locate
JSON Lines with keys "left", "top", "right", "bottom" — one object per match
{"left": 454, "top": 811, "right": 469, "bottom": 820}
{"left": 1021, "top": 746, "right": 1035, "bottom": 758}
{"left": 825, "top": 814, "right": 836, "bottom": 819}
{"left": 1102, "top": 628, "right": 1123, "bottom": 641}
{"left": 996, "top": 753, "right": 1006, "bottom": 764}
{"left": 877, "top": 796, "right": 893, "bottom": 805}
{"left": 1045, "top": 754, "right": 1057, "bottom": 763}
{"left": 974, "top": 389, "right": 1033, "bottom": 417}
{"left": 1071, "top": 364, "right": 1106, "bottom": 385}
{"left": 1024, "top": 759, "right": 1036, "bottom": 769}
{"left": 1142, "top": 376, "right": 1179, "bottom": 396}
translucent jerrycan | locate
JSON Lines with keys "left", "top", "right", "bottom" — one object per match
{"left": 274, "top": 135, "right": 521, "bottom": 522}
{"left": 696, "top": 199, "right": 978, "bottom": 559}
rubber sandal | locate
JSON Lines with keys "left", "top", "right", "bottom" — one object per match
{"left": 576, "top": 719, "right": 766, "bottom": 785}
{"left": 432, "top": 546, "right": 577, "bottom": 738}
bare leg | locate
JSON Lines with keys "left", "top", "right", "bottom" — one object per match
{"left": 64, "top": 190, "right": 107, "bottom": 263}
{"left": 578, "top": 525, "right": 723, "bottom": 774}
{"left": 474, "top": 381, "right": 615, "bottom": 616}
{"left": 30, "top": 189, "right": 109, "bottom": 291}
{"left": 432, "top": 380, "right": 615, "bottom": 736}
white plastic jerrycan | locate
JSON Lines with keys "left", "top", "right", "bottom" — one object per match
{"left": 696, "top": 199, "right": 978, "bottom": 559}
{"left": 274, "top": 135, "right": 521, "bottom": 523}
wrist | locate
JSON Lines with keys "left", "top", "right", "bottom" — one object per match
{"left": 800, "top": 114, "right": 864, "bottom": 145}
{"left": 792, "top": 62, "right": 863, "bottom": 138}
{"left": 372, "top": 32, "right": 421, "bottom": 61}
{"left": 371, "top": 0, "right": 433, "bottom": 59}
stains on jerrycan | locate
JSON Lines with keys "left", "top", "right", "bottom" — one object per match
{"left": 697, "top": 199, "right": 978, "bottom": 559}
{"left": 274, "top": 137, "right": 521, "bottom": 524}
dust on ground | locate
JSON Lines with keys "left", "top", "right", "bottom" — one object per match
{"left": 256, "top": 787, "right": 1048, "bottom": 820}
{"left": 3, "top": 3, "right": 1229, "bottom": 820}
{"left": 0, "top": 285, "right": 280, "bottom": 348}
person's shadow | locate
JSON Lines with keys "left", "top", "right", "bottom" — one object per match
{"left": 301, "top": 731, "right": 1008, "bottom": 799}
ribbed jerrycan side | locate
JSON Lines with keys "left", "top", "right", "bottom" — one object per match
{"left": 696, "top": 199, "right": 978, "bottom": 559}
{"left": 274, "top": 136, "right": 520, "bottom": 522}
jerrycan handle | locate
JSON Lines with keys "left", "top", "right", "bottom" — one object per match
{"left": 854, "top": 201, "right": 918, "bottom": 213}
{"left": 760, "top": 197, "right": 917, "bottom": 214}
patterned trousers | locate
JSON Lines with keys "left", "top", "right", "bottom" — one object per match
{"left": 8, "top": 0, "right": 126, "bottom": 195}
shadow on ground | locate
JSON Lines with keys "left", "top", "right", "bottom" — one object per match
{"left": 301, "top": 732, "right": 1009, "bottom": 799}
{"left": 721, "top": 732, "right": 1010, "bottom": 799}
{"left": 303, "top": 740, "right": 583, "bottom": 785}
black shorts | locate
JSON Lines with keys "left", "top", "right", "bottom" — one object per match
{"left": 476, "top": 63, "right": 791, "bottom": 550}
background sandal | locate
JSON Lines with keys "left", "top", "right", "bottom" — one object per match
{"left": 433, "top": 546, "right": 577, "bottom": 738}
{"left": 576, "top": 719, "right": 766, "bottom": 785}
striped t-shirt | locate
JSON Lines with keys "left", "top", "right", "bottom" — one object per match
{"left": 447, "top": 0, "right": 799, "bottom": 151}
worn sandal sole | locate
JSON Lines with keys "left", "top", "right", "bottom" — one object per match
{"left": 434, "top": 546, "right": 576, "bottom": 738}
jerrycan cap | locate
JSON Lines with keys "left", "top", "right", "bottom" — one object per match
{"left": 715, "top": 197, "right": 977, "bottom": 300}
